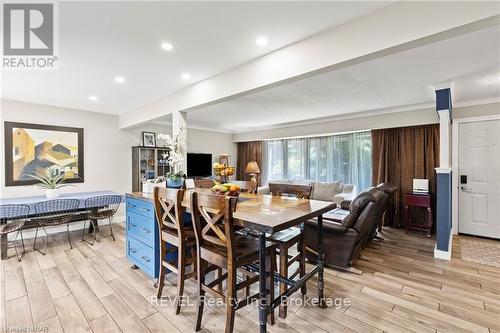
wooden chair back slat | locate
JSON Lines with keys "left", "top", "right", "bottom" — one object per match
{"left": 154, "top": 187, "right": 185, "bottom": 234}
{"left": 268, "top": 183, "right": 312, "bottom": 199}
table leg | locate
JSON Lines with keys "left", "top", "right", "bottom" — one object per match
{"left": 258, "top": 232, "right": 267, "bottom": 333}
{"left": 317, "top": 215, "right": 326, "bottom": 308}
{"left": 1, "top": 233, "right": 7, "bottom": 260}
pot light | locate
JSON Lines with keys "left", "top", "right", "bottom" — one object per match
{"left": 181, "top": 73, "right": 191, "bottom": 80}
{"left": 89, "top": 95, "right": 98, "bottom": 102}
{"left": 114, "top": 76, "right": 125, "bottom": 84}
{"left": 256, "top": 36, "right": 268, "bottom": 47}
{"left": 161, "top": 42, "right": 174, "bottom": 51}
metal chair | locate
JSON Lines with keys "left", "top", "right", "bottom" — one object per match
{"left": 82, "top": 195, "right": 122, "bottom": 245}
{"left": 0, "top": 204, "right": 30, "bottom": 261}
{"left": 33, "top": 199, "right": 80, "bottom": 254}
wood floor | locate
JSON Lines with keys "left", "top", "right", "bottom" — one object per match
{"left": 1, "top": 224, "right": 499, "bottom": 333}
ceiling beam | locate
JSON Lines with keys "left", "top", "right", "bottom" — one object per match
{"left": 119, "top": 1, "right": 500, "bottom": 129}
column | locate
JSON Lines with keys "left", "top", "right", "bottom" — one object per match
{"left": 172, "top": 111, "right": 187, "bottom": 174}
{"left": 434, "top": 88, "right": 453, "bottom": 260}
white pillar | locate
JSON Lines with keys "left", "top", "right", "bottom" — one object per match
{"left": 437, "top": 109, "right": 451, "bottom": 168}
{"left": 172, "top": 111, "right": 187, "bottom": 174}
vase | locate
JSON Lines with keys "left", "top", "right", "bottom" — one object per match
{"left": 167, "top": 178, "right": 184, "bottom": 188}
{"left": 45, "top": 189, "right": 60, "bottom": 199}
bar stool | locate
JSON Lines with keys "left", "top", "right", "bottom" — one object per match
{"left": 268, "top": 183, "right": 313, "bottom": 319}
{"left": 83, "top": 195, "right": 122, "bottom": 245}
{"left": 190, "top": 191, "right": 277, "bottom": 333}
{"left": 0, "top": 204, "right": 30, "bottom": 261}
{"left": 154, "top": 187, "right": 197, "bottom": 314}
{"left": 33, "top": 199, "right": 80, "bottom": 254}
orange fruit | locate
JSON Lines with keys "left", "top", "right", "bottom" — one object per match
{"left": 229, "top": 185, "right": 238, "bottom": 192}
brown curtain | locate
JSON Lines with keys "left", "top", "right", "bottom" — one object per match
{"left": 236, "top": 141, "right": 263, "bottom": 186}
{"left": 372, "top": 124, "right": 440, "bottom": 227}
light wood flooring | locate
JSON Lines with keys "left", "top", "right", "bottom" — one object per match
{"left": 1, "top": 224, "right": 499, "bottom": 333}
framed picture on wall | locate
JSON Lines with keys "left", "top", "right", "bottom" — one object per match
{"left": 4, "top": 122, "right": 84, "bottom": 186}
{"left": 142, "top": 131, "right": 156, "bottom": 147}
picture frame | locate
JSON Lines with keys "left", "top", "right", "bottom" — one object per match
{"left": 142, "top": 131, "right": 156, "bottom": 147}
{"left": 4, "top": 122, "right": 84, "bottom": 186}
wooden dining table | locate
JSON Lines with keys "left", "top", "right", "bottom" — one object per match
{"left": 180, "top": 188, "right": 336, "bottom": 333}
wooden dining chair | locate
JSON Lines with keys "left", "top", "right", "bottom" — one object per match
{"left": 194, "top": 179, "right": 215, "bottom": 189}
{"left": 190, "top": 191, "right": 277, "bottom": 333}
{"left": 268, "top": 183, "right": 312, "bottom": 318}
{"left": 154, "top": 187, "right": 197, "bottom": 314}
{"left": 229, "top": 180, "right": 257, "bottom": 194}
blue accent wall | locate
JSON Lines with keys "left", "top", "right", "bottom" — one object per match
{"left": 436, "top": 171, "right": 452, "bottom": 251}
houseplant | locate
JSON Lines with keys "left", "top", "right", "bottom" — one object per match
{"left": 158, "top": 127, "right": 187, "bottom": 188}
{"left": 27, "top": 171, "right": 75, "bottom": 198}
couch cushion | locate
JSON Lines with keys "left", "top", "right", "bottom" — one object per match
{"left": 342, "top": 192, "right": 374, "bottom": 228}
{"left": 312, "top": 181, "right": 343, "bottom": 201}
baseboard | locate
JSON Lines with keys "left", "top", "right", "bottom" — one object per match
{"left": 434, "top": 232, "right": 453, "bottom": 261}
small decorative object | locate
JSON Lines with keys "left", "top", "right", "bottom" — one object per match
{"left": 211, "top": 182, "right": 241, "bottom": 197}
{"left": 4, "top": 122, "right": 84, "bottom": 187}
{"left": 143, "top": 177, "right": 167, "bottom": 194}
{"left": 245, "top": 161, "right": 260, "bottom": 183}
{"left": 27, "top": 171, "right": 75, "bottom": 198}
{"left": 157, "top": 128, "right": 187, "bottom": 187}
{"left": 142, "top": 132, "right": 156, "bottom": 147}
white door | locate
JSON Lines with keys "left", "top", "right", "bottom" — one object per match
{"left": 458, "top": 120, "right": 500, "bottom": 238}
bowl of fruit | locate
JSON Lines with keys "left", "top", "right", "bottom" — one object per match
{"left": 211, "top": 183, "right": 241, "bottom": 197}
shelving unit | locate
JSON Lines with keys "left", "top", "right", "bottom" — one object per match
{"left": 132, "top": 146, "right": 170, "bottom": 192}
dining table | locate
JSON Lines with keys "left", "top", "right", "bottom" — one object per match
{"left": 179, "top": 188, "right": 336, "bottom": 333}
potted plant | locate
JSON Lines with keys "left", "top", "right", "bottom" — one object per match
{"left": 158, "top": 127, "right": 187, "bottom": 188}
{"left": 27, "top": 172, "right": 75, "bottom": 198}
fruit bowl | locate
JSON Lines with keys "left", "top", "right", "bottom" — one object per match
{"left": 211, "top": 183, "right": 241, "bottom": 197}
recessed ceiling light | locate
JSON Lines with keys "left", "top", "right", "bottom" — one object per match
{"left": 114, "top": 76, "right": 125, "bottom": 84}
{"left": 181, "top": 73, "right": 191, "bottom": 80}
{"left": 256, "top": 36, "right": 268, "bottom": 47}
{"left": 89, "top": 95, "right": 98, "bottom": 102}
{"left": 161, "top": 42, "right": 174, "bottom": 51}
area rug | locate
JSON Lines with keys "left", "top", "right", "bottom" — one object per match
{"left": 459, "top": 238, "right": 500, "bottom": 268}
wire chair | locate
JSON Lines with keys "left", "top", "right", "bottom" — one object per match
{"left": 33, "top": 199, "right": 80, "bottom": 254}
{"left": 0, "top": 204, "right": 30, "bottom": 261}
{"left": 82, "top": 195, "right": 122, "bottom": 245}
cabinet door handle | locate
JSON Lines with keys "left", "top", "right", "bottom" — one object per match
{"left": 140, "top": 207, "right": 150, "bottom": 212}
{"left": 128, "top": 204, "right": 136, "bottom": 208}
{"left": 130, "top": 248, "right": 137, "bottom": 254}
{"left": 140, "top": 228, "right": 150, "bottom": 234}
{"left": 141, "top": 256, "right": 151, "bottom": 263}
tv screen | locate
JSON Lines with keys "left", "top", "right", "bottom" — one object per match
{"left": 187, "top": 153, "right": 212, "bottom": 177}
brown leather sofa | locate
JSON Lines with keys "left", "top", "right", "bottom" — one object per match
{"left": 304, "top": 191, "right": 377, "bottom": 269}
{"left": 367, "top": 183, "right": 397, "bottom": 242}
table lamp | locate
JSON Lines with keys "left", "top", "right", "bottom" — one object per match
{"left": 245, "top": 161, "right": 260, "bottom": 183}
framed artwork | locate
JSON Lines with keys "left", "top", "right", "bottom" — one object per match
{"left": 4, "top": 122, "right": 84, "bottom": 186}
{"left": 142, "top": 131, "right": 156, "bottom": 147}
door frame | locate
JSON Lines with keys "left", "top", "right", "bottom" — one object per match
{"left": 452, "top": 114, "right": 500, "bottom": 235}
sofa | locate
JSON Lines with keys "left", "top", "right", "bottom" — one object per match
{"left": 258, "top": 179, "right": 356, "bottom": 205}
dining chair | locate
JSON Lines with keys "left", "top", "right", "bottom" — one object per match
{"left": 83, "top": 195, "right": 122, "bottom": 245}
{"left": 153, "top": 187, "right": 197, "bottom": 314}
{"left": 229, "top": 180, "right": 257, "bottom": 194}
{"left": 0, "top": 204, "right": 30, "bottom": 261}
{"left": 33, "top": 199, "right": 80, "bottom": 254}
{"left": 193, "top": 179, "right": 215, "bottom": 189}
{"left": 190, "top": 191, "right": 277, "bottom": 333}
{"left": 268, "top": 183, "right": 313, "bottom": 318}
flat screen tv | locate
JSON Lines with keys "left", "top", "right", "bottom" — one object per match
{"left": 187, "top": 153, "right": 212, "bottom": 177}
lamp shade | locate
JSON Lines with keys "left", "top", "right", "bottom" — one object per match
{"left": 245, "top": 161, "right": 260, "bottom": 174}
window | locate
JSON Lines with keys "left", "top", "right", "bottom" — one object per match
{"left": 262, "top": 131, "right": 372, "bottom": 191}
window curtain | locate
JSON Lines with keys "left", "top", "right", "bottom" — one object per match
{"left": 371, "top": 124, "right": 440, "bottom": 227}
{"left": 236, "top": 141, "right": 263, "bottom": 186}
{"left": 262, "top": 131, "right": 372, "bottom": 191}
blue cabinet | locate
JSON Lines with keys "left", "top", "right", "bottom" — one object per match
{"left": 125, "top": 195, "right": 159, "bottom": 278}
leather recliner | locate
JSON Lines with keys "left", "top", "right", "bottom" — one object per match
{"left": 304, "top": 191, "right": 377, "bottom": 269}
{"left": 367, "top": 183, "right": 397, "bottom": 242}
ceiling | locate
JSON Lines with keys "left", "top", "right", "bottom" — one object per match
{"left": 182, "top": 25, "right": 500, "bottom": 133}
{"left": 1, "top": 1, "right": 389, "bottom": 114}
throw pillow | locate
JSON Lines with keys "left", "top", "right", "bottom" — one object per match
{"left": 312, "top": 181, "right": 343, "bottom": 201}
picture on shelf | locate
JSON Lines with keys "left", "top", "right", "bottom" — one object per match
{"left": 4, "top": 122, "right": 84, "bottom": 186}
{"left": 142, "top": 131, "right": 156, "bottom": 147}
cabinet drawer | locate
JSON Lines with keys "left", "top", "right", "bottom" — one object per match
{"left": 126, "top": 198, "right": 154, "bottom": 218}
{"left": 127, "top": 210, "right": 155, "bottom": 245}
{"left": 127, "top": 237, "right": 155, "bottom": 277}
{"left": 405, "top": 194, "right": 431, "bottom": 207}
